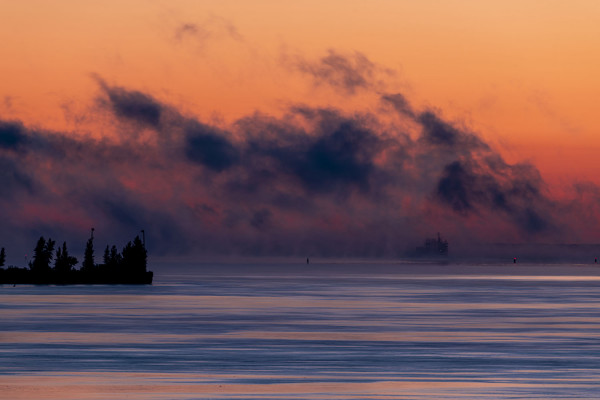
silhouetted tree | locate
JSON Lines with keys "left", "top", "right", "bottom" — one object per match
{"left": 103, "top": 244, "right": 122, "bottom": 271}
{"left": 29, "top": 240, "right": 39, "bottom": 270}
{"left": 30, "top": 236, "right": 55, "bottom": 272}
{"left": 0, "top": 234, "right": 152, "bottom": 284}
{"left": 30, "top": 237, "right": 45, "bottom": 270}
{"left": 54, "top": 242, "right": 78, "bottom": 273}
{"left": 56, "top": 245, "right": 62, "bottom": 266}
{"left": 82, "top": 237, "right": 95, "bottom": 271}
{"left": 109, "top": 245, "right": 122, "bottom": 269}
{"left": 103, "top": 245, "right": 110, "bottom": 266}
{"left": 122, "top": 235, "right": 147, "bottom": 273}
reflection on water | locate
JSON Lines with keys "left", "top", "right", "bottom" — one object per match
{"left": 2, "top": 262, "right": 600, "bottom": 399}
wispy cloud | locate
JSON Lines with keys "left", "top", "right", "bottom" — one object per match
{"left": 173, "top": 16, "right": 243, "bottom": 49}
{"left": 286, "top": 49, "right": 395, "bottom": 95}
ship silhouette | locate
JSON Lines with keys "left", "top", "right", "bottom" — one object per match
{"left": 415, "top": 233, "right": 449, "bottom": 257}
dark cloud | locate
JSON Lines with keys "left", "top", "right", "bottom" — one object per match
{"left": 236, "top": 109, "right": 388, "bottom": 196}
{"left": 96, "top": 80, "right": 241, "bottom": 171}
{"left": 418, "top": 111, "right": 488, "bottom": 150}
{"left": 107, "top": 88, "right": 162, "bottom": 127}
{"left": 0, "top": 120, "right": 27, "bottom": 150}
{"left": 434, "top": 157, "right": 552, "bottom": 234}
{"left": 94, "top": 196, "right": 187, "bottom": 255}
{"left": 0, "top": 156, "right": 34, "bottom": 196}
{"left": 291, "top": 49, "right": 392, "bottom": 95}
{"left": 250, "top": 209, "right": 271, "bottom": 230}
{"left": 100, "top": 198, "right": 145, "bottom": 230}
{"left": 281, "top": 50, "right": 558, "bottom": 240}
{"left": 436, "top": 161, "right": 473, "bottom": 213}
{"left": 184, "top": 121, "right": 240, "bottom": 172}
{"left": 520, "top": 208, "right": 547, "bottom": 233}
{"left": 0, "top": 64, "right": 584, "bottom": 262}
{"left": 96, "top": 78, "right": 163, "bottom": 127}
{"left": 0, "top": 116, "right": 171, "bottom": 254}
{"left": 282, "top": 121, "right": 380, "bottom": 193}
{"left": 381, "top": 93, "right": 415, "bottom": 118}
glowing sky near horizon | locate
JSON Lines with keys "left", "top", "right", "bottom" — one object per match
{"left": 1, "top": 1, "right": 600, "bottom": 259}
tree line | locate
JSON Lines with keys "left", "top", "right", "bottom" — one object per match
{"left": 0, "top": 232, "right": 151, "bottom": 284}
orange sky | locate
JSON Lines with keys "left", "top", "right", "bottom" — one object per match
{"left": 1, "top": 0, "right": 600, "bottom": 185}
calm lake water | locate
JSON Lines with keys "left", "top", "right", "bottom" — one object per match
{"left": 2, "top": 261, "right": 600, "bottom": 399}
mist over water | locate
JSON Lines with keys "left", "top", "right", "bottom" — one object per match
{"left": 2, "top": 261, "right": 600, "bottom": 399}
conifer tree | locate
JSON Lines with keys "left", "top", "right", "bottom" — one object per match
{"left": 31, "top": 237, "right": 55, "bottom": 272}
{"left": 121, "top": 235, "right": 147, "bottom": 273}
{"left": 108, "top": 245, "right": 122, "bottom": 270}
{"left": 30, "top": 237, "right": 45, "bottom": 271}
{"left": 133, "top": 235, "right": 147, "bottom": 272}
{"left": 46, "top": 239, "right": 56, "bottom": 266}
{"left": 122, "top": 241, "right": 134, "bottom": 271}
{"left": 54, "top": 242, "right": 77, "bottom": 273}
{"left": 82, "top": 237, "right": 95, "bottom": 271}
{"left": 0, "top": 247, "right": 5, "bottom": 268}
{"left": 103, "top": 245, "right": 110, "bottom": 266}
{"left": 55, "top": 245, "right": 62, "bottom": 267}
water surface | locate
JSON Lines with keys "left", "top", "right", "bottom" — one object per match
{"left": 2, "top": 261, "right": 600, "bottom": 399}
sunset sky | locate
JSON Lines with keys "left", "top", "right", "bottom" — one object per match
{"left": 1, "top": 1, "right": 600, "bottom": 262}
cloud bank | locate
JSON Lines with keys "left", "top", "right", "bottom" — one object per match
{"left": 0, "top": 51, "right": 592, "bottom": 263}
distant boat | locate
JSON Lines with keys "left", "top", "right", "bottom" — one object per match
{"left": 415, "top": 233, "right": 449, "bottom": 257}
